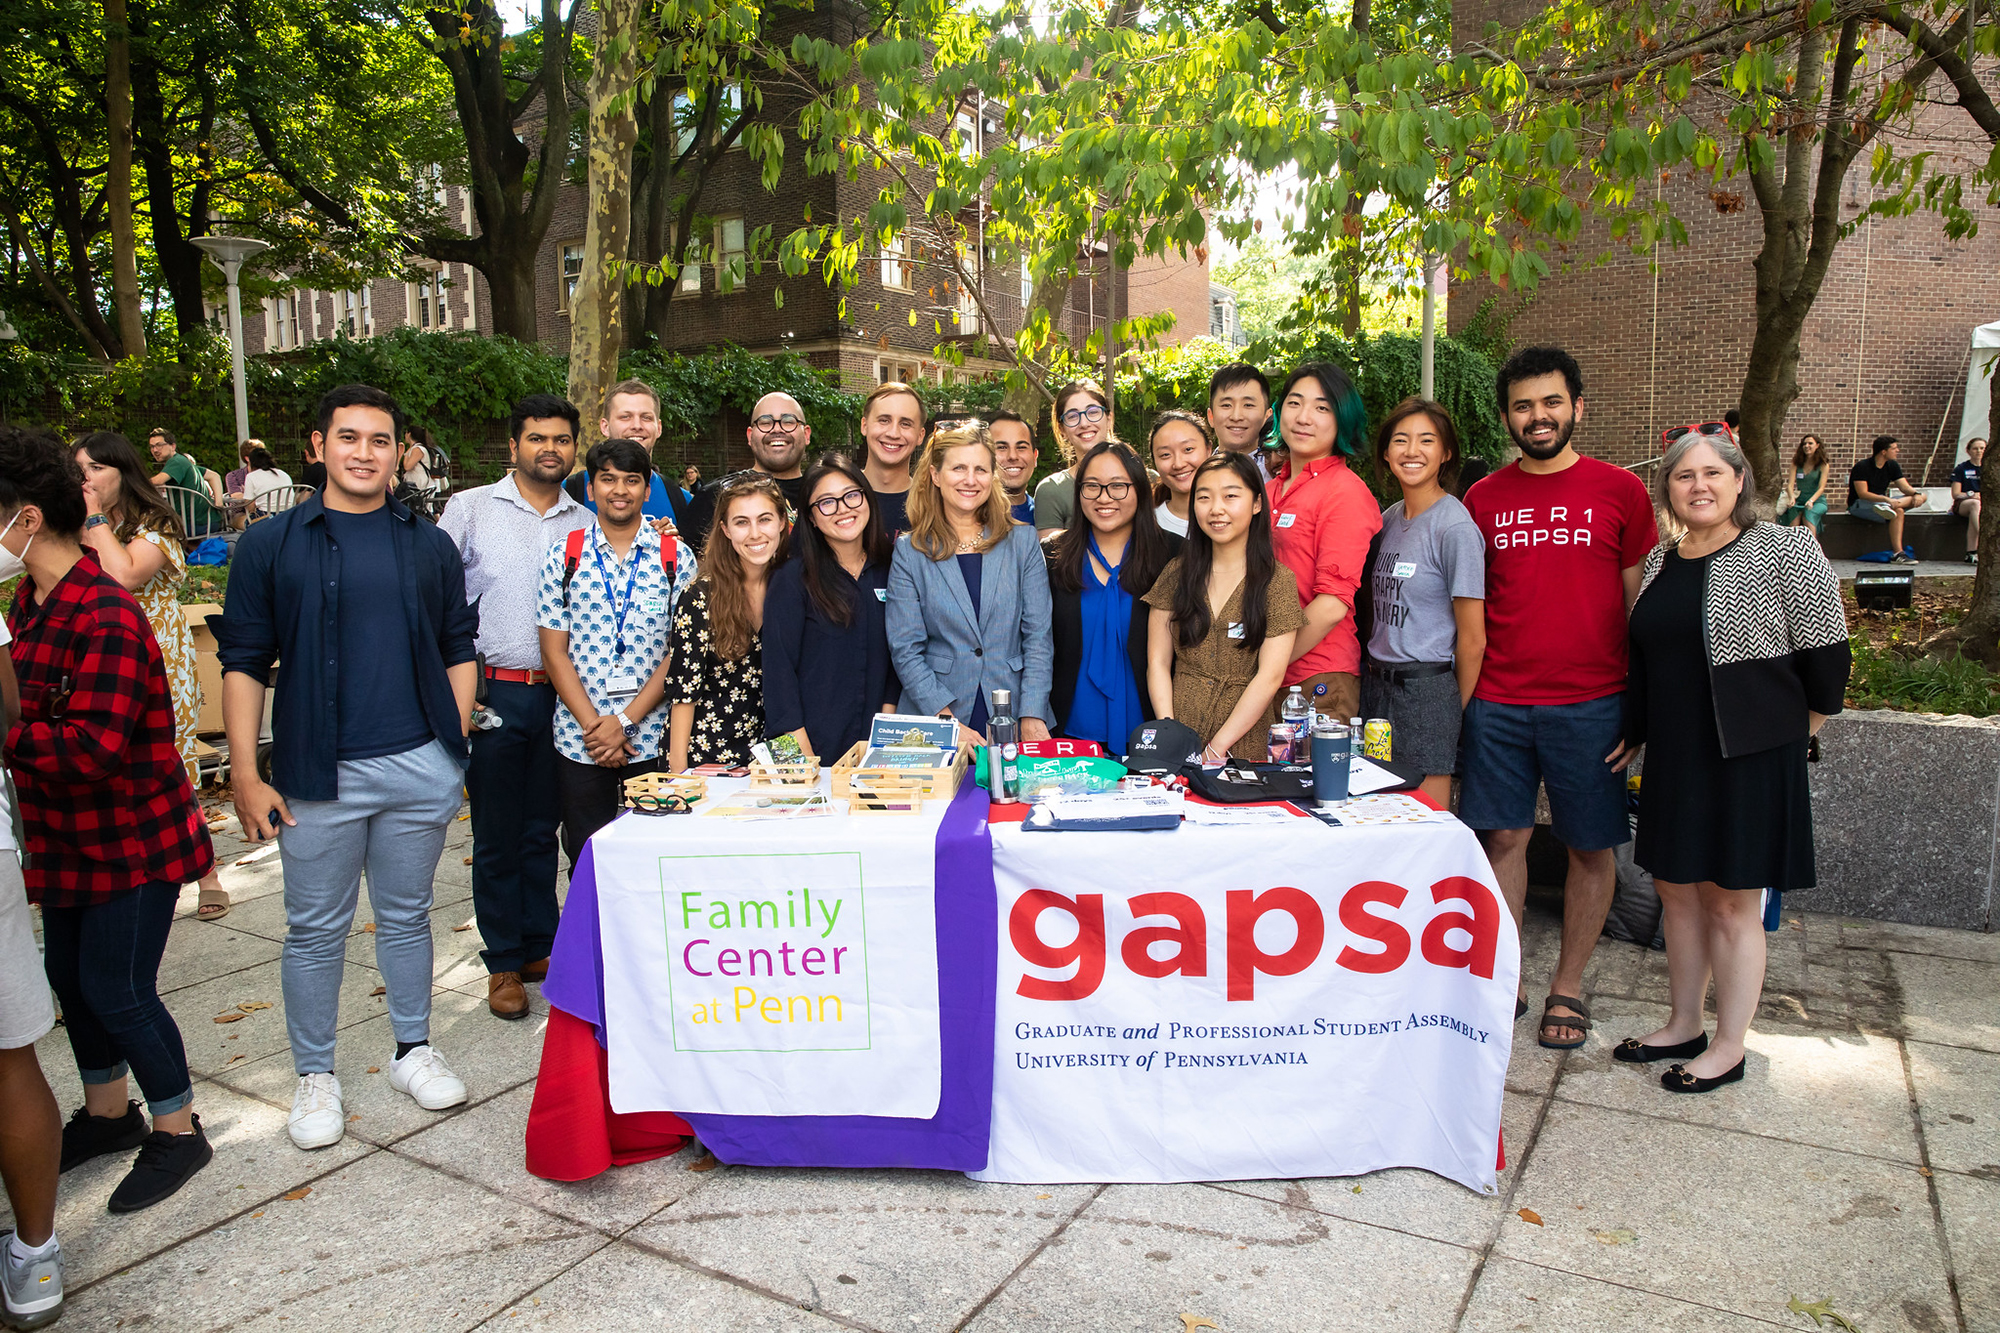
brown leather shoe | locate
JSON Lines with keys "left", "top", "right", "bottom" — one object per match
{"left": 487, "top": 971, "right": 529, "bottom": 1020}
{"left": 521, "top": 957, "right": 550, "bottom": 984}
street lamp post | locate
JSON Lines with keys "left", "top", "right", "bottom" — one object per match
{"left": 190, "top": 235, "right": 271, "bottom": 445}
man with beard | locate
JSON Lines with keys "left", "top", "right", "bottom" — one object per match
{"left": 685, "top": 391, "right": 812, "bottom": 548}
{"left": 438, "top": 394, "right": 591, "bottom": 1020}
{"left": 1461, "top": 347, "right": 1657, "bottom": 1054}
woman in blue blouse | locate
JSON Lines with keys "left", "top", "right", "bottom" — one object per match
{"left": 1044, "top": 440, "right": 1178, "bottom": 754}
{"left": 763, "top": 457, "right": 900, "bottom": 759}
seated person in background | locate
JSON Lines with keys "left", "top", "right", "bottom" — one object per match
{"left": 224, "top": 438, "right": 259, "bottom": 498}
{"left": 1044, "top": 440, "right": 1179, "bottom": 755}
{"left": 1143, "top": 452, "right": 1303, "bottom": 765}
{"left": 1778, "top": 434, "right": 1830, "bottom": 533}
{"left": 241, "top": 448, "right": 294, "bottom": 518}
{"left": 145, "top": 428, "right": 220, "bottom": 535}
{"left": 1952, "top": 437, "right": 1983, "bottom": 565}
{"left": 1847, "top": 434, "right": 1925, "bottom": 564}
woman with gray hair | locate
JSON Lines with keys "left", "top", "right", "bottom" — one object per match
{"left": 1605, "top": 426, "right": 1850, "bottom": 1093}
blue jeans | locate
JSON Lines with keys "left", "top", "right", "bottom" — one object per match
{"left": 40, "top": 881, "right": 193, "bottom": 1116}
{"left": 1458, "top": 694, "right": 1631, "bottom": 851}
{"left": 278, "top": 739, "right": 463, "bottom": 1075}
{"left": 467, "top": 678, "right": 562, "bottom": 973}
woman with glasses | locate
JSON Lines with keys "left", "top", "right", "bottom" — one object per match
{"left": 1044, "top": 441, "right": 1178, "bottom": 755}
{"left": 764, "top": 457, "right": 901, "bottom": 761}
{"left": 887, "top": 422, "right": 1054, "bottom": 748}
{"left": 1033, "top": 380, "right": 1113, "bottom": 538}
{"left": 1144, "top": 453, "right": 1303, "bottom": 764}
{"left": 667, "top": 476, "right": 792, "bottom": 770}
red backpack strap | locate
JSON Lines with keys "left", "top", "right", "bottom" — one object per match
{"left": 660, "top": 536, "right": 677, "bottom": 578}
{"left": 560, "top": 527, "right": 588, "bottom": 605}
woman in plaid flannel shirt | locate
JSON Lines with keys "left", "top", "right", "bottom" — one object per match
{"left": 0, "top": 425, "right": 215, "bottom": 1216}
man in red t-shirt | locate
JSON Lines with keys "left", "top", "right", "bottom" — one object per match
{"left": 1461, "top": 347, "right": 1658, "bottom": 1052}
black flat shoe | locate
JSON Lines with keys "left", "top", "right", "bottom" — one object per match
{"left": 107, "top": 1115, "right": 212, "bottom": 1214}
{"left": 1613, "top": 1033, "right": 1708, "bottom": 1064}
{"left": 1661, "top": 1058, "right": 1746, "bottom": 1094}
{"left": 60, "top": 1101, "right": 149, "bottom": 1173}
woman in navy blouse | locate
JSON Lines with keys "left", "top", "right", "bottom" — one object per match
{"left": 1043, "top": 440, "right": 1178, "bottom": 754}
{"left": 763, "top": 457, "right": 900, "bottom": 759}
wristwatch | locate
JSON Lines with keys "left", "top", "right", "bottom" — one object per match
{"left": 83, "top": 514, "right": 110, "bottom": 530}
{"left": 614, "top": 710, "right": 638, "bottom": 739}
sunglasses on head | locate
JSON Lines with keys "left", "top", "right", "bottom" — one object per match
{"left": 1661, "top": 421, "right": 1732, "bottom": 446}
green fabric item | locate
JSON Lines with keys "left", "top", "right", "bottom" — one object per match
{"left": 974, "top": 748, "right": 1126, "bottom": 792}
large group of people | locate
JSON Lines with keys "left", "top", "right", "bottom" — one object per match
{"left": 0, "top": 343, "right": 1856, "bottom": 1327}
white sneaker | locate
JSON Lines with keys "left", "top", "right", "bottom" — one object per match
{"left": 1, "top": 1230, "right": 64, "bottom": 1329}
{"left": 288, "top": 1073, "right": 345, "bottom": 1150}
{"left": 389, "top": 1045, "right": 468, "bottom": 1111}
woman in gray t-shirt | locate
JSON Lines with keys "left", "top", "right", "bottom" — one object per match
{"left": 1363, "top": 399, "right": 1487, "bottom": 804}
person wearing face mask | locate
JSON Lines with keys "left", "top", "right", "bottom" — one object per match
{"left": 1607, "top": 431, "right": 1847, "bottom": 1094}
{"left": 0, "top": 424, "right": 216, "bottom": 1214}
{"left": 685, "top": 391, "right": 813, "bottom": 549}
{"left": 887, "top": 421, "right": 1054, "bottom": 748}
{"left": 1144, "top": 452, "right": 1303, "bottom": 764}
{"left": 990, "top": 410, "right": 1039, "bottom": 526}
{"left": 1358, "top": 399, "right": 1487, "bottom": 807}
{"left": 1148, "top": 410, "right": 1216, "bottom": 537}
{"left": 668, "top": 475, "right": 793, "bottom": 769}
{"left": 763, "top": 457, "right": 900, "bottom": 761}
{"left": 1266, "top": 363, "right": 1382, "bottom": 723}
{"left": 1034, "top": 380, "right": 1112, "bottom": 538}
{"left": 1044, "top": 441, "right": 1178, "bottom": 754}
{"left": 858, "top": 382, "right": 925, "bottom": 539}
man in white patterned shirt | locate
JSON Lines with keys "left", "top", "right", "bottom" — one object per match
{"left": 438, "top": 394, "right": 590, "bottom": 1020}
{"left": 538, "top": 439, "right": 697, "bottom": 875}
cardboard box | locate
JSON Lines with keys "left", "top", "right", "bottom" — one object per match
{"left": 184, "top": 602, "right": 224, "bottom": 735}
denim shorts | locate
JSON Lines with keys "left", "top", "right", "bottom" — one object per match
{"left": 1459, "top": 694, "right": 1629, "bottom": 851}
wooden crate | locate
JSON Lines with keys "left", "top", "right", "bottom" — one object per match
{"left": 622, "top": 771, "right": 708, "bottom": 808}
{"left": 743, "top": 758, "right": 822, "bottom": 792}
{"left": 831, "top": 742, "right": 969, "bottom": 801}
{"left": 846, "top": 773, "right": 928, "bottom": 815}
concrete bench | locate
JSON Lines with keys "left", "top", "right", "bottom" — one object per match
{"left": 1818, "top": 506, "right": 1970, "bottom": 561}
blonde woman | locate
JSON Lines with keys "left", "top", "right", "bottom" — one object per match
{"left": 887, "top": 421, "right": 1054, "bottom": 746}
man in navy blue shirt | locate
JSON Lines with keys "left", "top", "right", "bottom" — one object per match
{"left": 992, "top": 410, "right": 1037, "bottom": 526}
{"left": 218, "top": 383, "right": 480, "bottom": 1153}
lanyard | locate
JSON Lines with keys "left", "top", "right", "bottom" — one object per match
{"left": 589, "top": 532, "right": 643, "bottom": 657}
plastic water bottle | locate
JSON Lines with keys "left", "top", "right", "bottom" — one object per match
{"left": 1311, "top": 715, "right": 1352, "bottom": 804}
{"left": 1280, "top": 686, "right": 1310, "bottom": 763}
{"left": 988, "top": 689, "right": 1018, "bottom": 802}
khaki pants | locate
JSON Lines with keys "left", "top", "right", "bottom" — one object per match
{"left": 1292, "top": 670, "right": 1360, "bottom": 722}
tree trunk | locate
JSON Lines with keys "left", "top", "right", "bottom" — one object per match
{"left": 131, "top": 0, "right": 214, "bottom": 342}
{"left": 104, "top": 0, "right": 145, "bottom": 358}
{"left": 566, "top": 0, "right": 642, "bottom": 431}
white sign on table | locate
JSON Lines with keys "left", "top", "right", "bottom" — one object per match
{"left": 594, "top": 780, "right": 947, "bottom": 1119}
{"left": 978, "top": 813, "right": 1517, "bottom": 1191}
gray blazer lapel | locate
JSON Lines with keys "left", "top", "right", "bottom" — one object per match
{"left": 941, "top": 549, "right": 981, "bottom": 637}
{"left": 979, "top": 534, "right": 1010, "bottom": 652}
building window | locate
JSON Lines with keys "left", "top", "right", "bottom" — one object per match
{"left": 411, "top": 269, "right": 445, "bottom": 329}
{"left": 954, "top": 110, "right": 978, "bottom": 161}
{"left": 1021, "top": 258, "right": 1032, "bottom": 308}
{"left": 715, "top": 216, "right": 746, "bottom": 293}
{"left": 672, "top": 91, "right": 698, "bottom": 157}
{"left": 876, "top": 358, "right": 922, "bottom": 385}
{"left": 339, "top": 287, "right": 372, "bottom": 337}
{"left": 271, "top": 292, "right": 296, "bottom": 350}
{"left": 669, "top": 224, "right": 700, "bottom": 293}
{"left": 1209, "top": 283, "right": 1245, "bottom": 348}
{"left": 881, "top": 233, "right": 910, "bottom": 291}
{"left": 561, "top": 244, "right": 584, "bottom": 307}
{"left": 955, "top": 249, "right": 979, "bottom": 334}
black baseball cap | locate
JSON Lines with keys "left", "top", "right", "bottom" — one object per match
{"left": 1124, "top": 718, "right": 1202, "bottom": 775}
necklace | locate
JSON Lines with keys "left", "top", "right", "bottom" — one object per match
{"left": 955, "top": 527, "right": 984, "bottom": 553}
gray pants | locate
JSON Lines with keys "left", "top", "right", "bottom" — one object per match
{"left": 278, "top": 739, "right": 463, "bottom": 1074}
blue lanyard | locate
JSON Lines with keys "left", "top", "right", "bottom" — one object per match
{"left": 589, "top": 532, "right": 643, "bottom": 657}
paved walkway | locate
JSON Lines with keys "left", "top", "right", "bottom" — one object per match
{"left": 8, "top": 807, "right": 1997, "bottom": 1333}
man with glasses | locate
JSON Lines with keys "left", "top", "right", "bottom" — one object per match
{"left": 685, "top": 392, "right": 812, "bottom": 548}
{"left": 991, "top": 411, "right": 1039, "bottom": 525}
{"left": 859, "top": 382, "right": 924, "bottom": 538}
{"left": 146, "top": 429, "right": 221, "bottom": 535}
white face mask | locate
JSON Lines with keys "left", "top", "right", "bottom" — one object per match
{"left": 0, "top": 512, "right": 33, "bottom": 583}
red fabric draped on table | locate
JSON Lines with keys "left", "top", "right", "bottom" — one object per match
{"left": 525, "top": 1007, "right": 692, "bottom": 1181}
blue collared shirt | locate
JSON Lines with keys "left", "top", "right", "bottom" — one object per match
{"left": 216, "top": 491, "right": 481, "bottom": 801}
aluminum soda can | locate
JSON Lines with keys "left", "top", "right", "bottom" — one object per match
{"left": 1362, "top": 717, "right": 1393, "bottom": 762}
{"left": 1267, "top": 723, "right": 1296, "bottom": 764}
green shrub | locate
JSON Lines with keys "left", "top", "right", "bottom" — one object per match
{"left": 1847, "top": 637, "right": 2000, "bottom": 716}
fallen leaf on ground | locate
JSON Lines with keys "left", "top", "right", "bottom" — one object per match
{"left": 1350, "top": 1185, "right": 1362, "bottom": 1194}
{"left": 687, "top": 1153, "right": 720, "bottom": 1172}
{"left": 1035, "top": 1193, "right": 1051, "bottom": 1200}
{"left": 1787, "top": 1295, "right": 1859, "bottom": 1331}
{"left": 366, "top": 1066, "right": 379, "bottom": 1073}
{"left": 1918, "top": 1166, "right": 1933, "bottom": 1177}
{"left": 462, "top": 855, "right": 473, "bottom": 865}
{"left": 213, "top": 1012, "right": 246, "bottom": 1024}
{"left": 251, "top": 1211, "right": 264, "bottom": 1218}
{"left": 1179, "top": 1316, "right": 1220, "bottom": 1333}
{"left": 457, "top": 811, "right": 469, "bottom": 821}
{"left": 1592, "top": 1228, "right": 1638, "bottom": 1246}
{"left": 370, "top": 986, "right": 386, "bottom": 996}
{"left": 226, "top": 1054, "right": 246, "bottom": 1064}
{"left": 347, "top": 1114, "right": 361, "bottom": 1122}
{"left": 233, "top": 857, "right": 256, "bottom": 866}
{"left": 1516, "top": 1208, "right": 1543, "bottom": 1226}
{"left": 237, "top": 1001, "right": 271, "bottom": 1012}
{"left": 282, "top": 1187, "right": 312, "bottom": 1201}
{"left": 361, "top": 922, "right": 375, "bottom": 933}
{"left": 452, "top": 923, "right": 473, "bottom": 932}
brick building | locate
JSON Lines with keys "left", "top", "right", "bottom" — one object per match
{"left": 1450, "top": 0, "right": 2000, "bottom": 484}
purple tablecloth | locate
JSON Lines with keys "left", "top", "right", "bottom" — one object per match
{"left": 541, "top": 780, "right": 998, "bottom": 1170}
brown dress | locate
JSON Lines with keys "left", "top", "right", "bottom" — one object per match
{"left": 1142, "top": 558, "right": 1306, "bottom": 762}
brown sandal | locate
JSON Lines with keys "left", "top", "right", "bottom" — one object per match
{"left": 197, "top": 887, "right": 231, "bottom": 921}
{"left": 1537, "top": 995, "right": 1591, "bottom": 1050}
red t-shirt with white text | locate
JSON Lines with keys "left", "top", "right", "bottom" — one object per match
{"left": 1463, "top": 456, "right": 1658, "bottom": 705}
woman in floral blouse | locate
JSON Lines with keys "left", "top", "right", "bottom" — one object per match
{"left": 668, "top": 475, "right": 792, "bottom": 769}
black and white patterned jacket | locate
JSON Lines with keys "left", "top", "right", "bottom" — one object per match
{"left": 1624, "top": 522, "right": 1851, "bottom": 759}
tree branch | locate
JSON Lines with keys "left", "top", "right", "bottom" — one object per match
{"left": 1866, "top": 3, "right": 2000, "bottom": 142}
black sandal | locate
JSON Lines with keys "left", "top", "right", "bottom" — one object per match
{"left": 1613, "top": 1033, "right": 1708, "bottom": 1064}
{"left": 1662, "top": 1058, "right": 1745, "bottom": 1093}
{"left": 1537, "top": 995, "right": 1591, "bottom": 1050}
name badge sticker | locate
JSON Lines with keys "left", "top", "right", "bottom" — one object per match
{"left": 1227, "top": 622, "right": 1246, "bottom": 640}
{"left": 606, "top": 674, "right": 641, "bottom": 700}
{"left": 875, "top": 587, "right": 889, "bottom": 602}
{"left": 1275, "top": 513, "right": 1298, "bottom": 529}
{"left": 1392, "top": 561, "right": 1418, "bottom": 579}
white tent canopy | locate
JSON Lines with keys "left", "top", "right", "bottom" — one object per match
{"left": 1953, "top": 319, "right": 2000, "bottom": 464}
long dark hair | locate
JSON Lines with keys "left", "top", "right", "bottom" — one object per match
{"left": 796, "top": 455, "right": 890, "bottom": 626}
{"left": 75, "top": 430, "right": 184, "bottom": 542}
{"left": 1049, "top": 440, "right": 1172, "bottom": 595}
{"left": 1171, "top": 452, "right": 1274, "bottom": 653}
{"left": 699, "top": 474, "right": 793, "bottom": 661}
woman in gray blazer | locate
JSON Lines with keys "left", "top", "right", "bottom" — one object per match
{"left": 887, "top": 420, "right": 1055, "bottom": 745}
